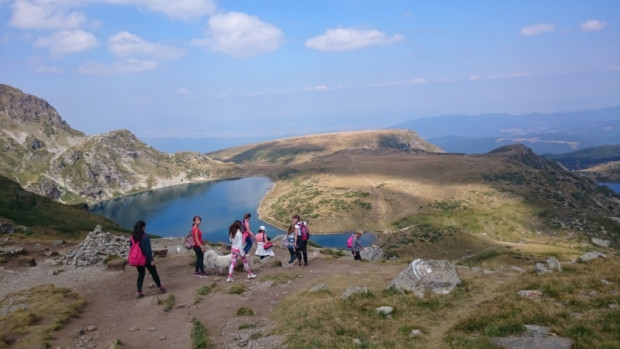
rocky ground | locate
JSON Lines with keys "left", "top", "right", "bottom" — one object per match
{"left": 1, "top": 237, "right": 404, "bottom": 349}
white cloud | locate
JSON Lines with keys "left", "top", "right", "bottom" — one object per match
{"left": 580, "top": 19, "right": 608, "bottom": 32}
{"left": 520, "top": 24, "right": 555, "bottom": 36}
{"left": 192, "top": 11, "right": 284, "bottom": 58}
{"left": 9, "top": 0, "right": 87, "bottom": 30}
{"left": 34, "top": 30, "right": 99, "bottom": 58}
{"left": 77, "top": 58, "right": 158, "bottom": 74}
{"left": 305, "top": 28, "right": 404, "bottom": 52}
{"left": 408, "top": 78, "right": 427, "bottom": 85}
{"left": 108, "top": 31, "right": 185, "bottom": 60}
{"left": 104, "top": 0, "right": 217, "bottom": 20}
{"left": 176, "top": 88, "right": 189, "bottom": 94}
{"left": 315, "top": 85, "right": 329, "bottom": 91}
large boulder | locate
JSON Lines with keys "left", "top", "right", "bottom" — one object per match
{"left": 360, "top": 245, "right": 385, "bottom": 261}
{"left": 388, "top": 259, "right": 461, "bottom": 298}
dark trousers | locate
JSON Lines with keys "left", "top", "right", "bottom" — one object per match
{"left": 352, "top": 251, "right": 362, "bottom": 261}
{"left": 287, "top": 247, "right": 296, "bottom": 263}
{"left": 297, "top": 241, "right": 308, "bottom": 265}
{"left": 194, "top": 246, "right": 205, "bottom": 273}
{"left": 136, "top": 264, "right": 161, "bottom": 293}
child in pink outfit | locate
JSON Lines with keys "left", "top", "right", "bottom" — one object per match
{"left": 227, "top": 220, "right": 256, "bottom": 282}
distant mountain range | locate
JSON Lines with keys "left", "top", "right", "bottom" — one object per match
{"left": 392, "top": 106, "right": 620, "bottom": 155}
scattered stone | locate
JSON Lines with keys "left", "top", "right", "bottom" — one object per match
{"left": 591, "top": 238, "right": 611, "bottom": 248}
{"left": 510, "top": 266, "right": 527, "bottom": 273}
{"left": 52, "top": 240, "right": 65, "bottom": 246}
{"left": 409, "top": 329, "right": 423, "bottom": 338}
{"left": 387, "top": 259, "right": 461, "bottom": 298}
{"left": 341, "top": 286, "right": 370, "bottom": 299}
{"left": 148, "top": 327, "right": 157, "bottom": 332}
{"left": 517, "top": 290, "right": 543, "bottom": 299}
{"left": 491, "top": 336, "right": 573, "bottom": 349}
{"left": 376, "top": 306, "right": 393, "bottom": 316}
{"left": 309, "top": 283, "right": 328, "bottom": 293}
{"left": 483, "top": 269, "right": 495, "bottom": 275}
{"left": 72, "top": 329, "right": 84, "bottom": 338}
{"left": 546, "top": 257, "right": 562, "bottom": 272}
{"left": 85, "top": 325, "right": 97, "bottom": 331}
{"left": 353, "top": 338, "right": 363, "bottom": 346}
{"left": 535, "top": 262, "right": 549, "bottom": 275}
{"left": 160, "top": 336, "right": 167, "bottom": 340}
{"left": 577, "top": 251, "right": 606, "bottom": 263}
{"left": 601, "top": 279, "right": 612, "bottom": 285}
{"left": 609, "top": 303, "right": 618, "bottom": 310}
{"left": 524, "top": 325, "right": 550, "bottom": 337}
{"left": 129, "top": 327, "right": 139, "bottom": 332}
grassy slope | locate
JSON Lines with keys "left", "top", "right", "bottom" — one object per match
{"left": 0, "top": 175, "right": 127, "bottom": 241}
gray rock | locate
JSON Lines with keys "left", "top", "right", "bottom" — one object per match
{"left": 517, "top": 290, "right": 543, "bottom": 299}
{"left": 577, "top": 251, "right": 606, "bottom": 263}
{"left": 546, "top": 257, "right": 562, "bottom": 272}
{"left": 535, "top": 262, "right": 549, "bottom": 275}
{"left": 309, "top": 283, "right": 328, "bottom": 293}
{"left": 591, "top": 238, "right": 611, "bottom": 247}
{"left": 491, "top": 336, "right": 573, "bottom": 349}
{"left": 341, "top": 286, "right": 371, "bottom": 299}
{"left": 360, "top": 245, "right": 385, "bottom": 261}
{"left": 387, "top": 259, "right": 461, "bottom": 298}
{"left": 409, "top": 329, "right": 423, "bottom": 337}
{"left": 376, "top": 306, "right": 393, "bottom": 316}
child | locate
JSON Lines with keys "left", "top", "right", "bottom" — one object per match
{"left": 130, "top": 220, "right": 166, "bottom": 298}
{"left": 227, "top": 220, "right": 257, "bottom": 282}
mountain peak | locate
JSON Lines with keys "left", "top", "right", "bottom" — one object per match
{"left": 486, "top": 144, "right": 559, "bottom": 170}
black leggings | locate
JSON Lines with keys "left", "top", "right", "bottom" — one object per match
{"left": 194, "top": 246, "right": 205, "bottom": 273}
{"left": 136, "top": 264, "right": 161, "bottom": 293}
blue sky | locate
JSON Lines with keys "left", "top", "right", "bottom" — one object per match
{"left": 1, "top": 0, "right": 619, "bottom": 148}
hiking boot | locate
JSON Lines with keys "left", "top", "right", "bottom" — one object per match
{"left": 193, "top": 272, "right": 200, "bottom": 278}
{"left": 199, "top": 273, "right": 208, "bottom": 278}
{"left": 227, "top": 277, "right": 234, "bottom": 283}
{"left": 136, "top": 292, "right": 144, "bottom": 299}
{"left": 159, "top": 287, "right": 166, "bottom": 294}
{"left": 247, "top": 273, "right": 257, "bottom": 279}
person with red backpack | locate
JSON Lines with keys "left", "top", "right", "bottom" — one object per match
{"left": 289, "top": 214, "right": 309, "bottom": 266}
{"left": 130, "top": 220, "right": 166, "bottom": 298}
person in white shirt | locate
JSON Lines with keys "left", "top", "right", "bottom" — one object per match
{"left": 227, "top": 220, "right": 256, "bottom": 282}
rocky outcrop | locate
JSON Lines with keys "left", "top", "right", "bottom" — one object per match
{"left": 62, "top": 226, "right": 129, "bottom": 267}
{"left": 360, "top": 245, "right": 385, "bottom": 261}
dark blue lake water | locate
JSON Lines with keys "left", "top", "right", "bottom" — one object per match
{"left": 90, "top": 176, "right": 374, "bottom": 248}
{"left": 599, "top": 182, "right": 620, "bottom": 194}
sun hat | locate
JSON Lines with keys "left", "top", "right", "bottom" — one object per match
{"left": 259, "top": 225, "right": 266, "bottom": 231}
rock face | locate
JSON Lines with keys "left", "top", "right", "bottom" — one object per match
{"left": 63, "top": 226, "right": 130, "bottom": 267}
{"left": 388, "top": 259, "right": 461, "bottom": 298}
{"left": 0, "top": 84, "right": 238, "bottom": 205}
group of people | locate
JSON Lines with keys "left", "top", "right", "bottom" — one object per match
{"left": 129, "top": 213, "right": 364, "bottom": 297}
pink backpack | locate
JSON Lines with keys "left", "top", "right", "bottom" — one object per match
{"left": 128, "top": 236, "right": 147, "bottom": 266}
{"left": 346, "top": 235, "right": 354, "bottom": 249}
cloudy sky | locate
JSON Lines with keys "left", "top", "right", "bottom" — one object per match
{"left": 1, "top": 0, "right": 619, "bottom": 148}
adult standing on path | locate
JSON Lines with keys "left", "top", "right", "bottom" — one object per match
{"left": 227, "top": 220, "right": 256, "bottom": 283}
{"left": 255, "top": 225, "right": 275, "bottom": 259}
{"left": 130, "top": 220, "right": 166, "bottom": 298}
{"left": 291, "top": 214, "right": 308, "bottom": 266}
{"left": 191, "top": 215, "right": 208, "bottom": 278}
{"left": 351, "top": 230, "right": 365, "bottom": 261}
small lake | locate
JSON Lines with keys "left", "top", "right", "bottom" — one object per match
{"left": 599, "top": 182, "right": 620, "bottom": 194}
{"left": 90, "top": 176, "right": 375, "bottom": 248}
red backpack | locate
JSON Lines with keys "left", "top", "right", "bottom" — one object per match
{"left": 128, "top": 236, "right": 147, "bottom": 266}
{"left": 299, "top": 222, "right": 310, "bottom": 241}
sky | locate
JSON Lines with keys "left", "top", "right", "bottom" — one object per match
{"left": 1, "top": 0, "right": 619, "bottom": 150}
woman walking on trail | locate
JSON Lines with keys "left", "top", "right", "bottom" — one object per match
{"left": 255, "top": 225, "right": 275, "bottom": 259}
{"left": 290, "top": 214, "right": 308, "bottom": 266}
{"left": 130, "top": 220, "right": 166, "bottom": 298}
{"left": 227, "top": 220, "right": 256, "bottom": 283}
{"left": 191, "top": 216, "right": 208, "bottom": 278}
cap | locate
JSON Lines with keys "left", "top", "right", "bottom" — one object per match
{"left": 259, "top": 225, "right": 266, "bottom": 231}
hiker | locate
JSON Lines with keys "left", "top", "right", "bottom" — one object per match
{"left": 191, "top": 215, "right": 208, "bottom": 278}
{"left": 130, "top": 220, "right": 166, "bottom": 298}
{"left": 351, "top": 230, "right": 365, "bottom": 261}
{"left": 290, "top": 214, "right": 308, "bottom": 266}
{"left": 255, "top": 225, "right": 274, "bottom": 260}
{"left": 285, "top": 224, "right": 297, "bottom": 264}
{"left": 242, "top": 213, "right": 254, "bottom": 255}
{"left": 227, "top": 220, "right": 257, "bottom": 282}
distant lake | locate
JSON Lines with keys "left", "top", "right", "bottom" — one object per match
{"left": 90, "top": 176, "right": 374, "bottom": 248}
{"left": 599, "top": 182, "right": 620, "bottom": 194}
